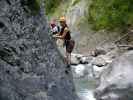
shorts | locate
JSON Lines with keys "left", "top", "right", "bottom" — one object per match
{"left": 64, "top": 40, "right": 74, "bottom": 53}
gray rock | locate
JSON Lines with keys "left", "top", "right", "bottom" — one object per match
{"left": 91, "top": 48, "right": 106, "bottom": 57}
{"left": 71, "top": 53, "right": 93, "bottom": 65}
{"left": 95, "top": 51, "right": 133, "bottom": 100}
{"left": 72, "top": 64, "right": 88, "bottom": 78}
{"left": 79, "top": 56, "right": 93, "bottom": 64}
{"left": 71, "top": 54, "right": 80, "bottom": 65}
{"left": 92, "top": 56, "right": 107, "bottom": 67}
{"left": 0, "top": 0, "right": 77, "bottom": 100}
{"left": 92, "top": 65, "right": 106, "bottom": 79}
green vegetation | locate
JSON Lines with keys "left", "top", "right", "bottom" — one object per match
{"left": 72, "top": 0, "right": 81, "bottom": 6}
{"left": 45, "top": 0, "right": 62, "bottom": 15}
{"left": 26, "top": 0, "right": 41, "bottom": 15}
{"left": 89, "top": 0, "right": 133, "bottom": 31}
{"left": 46, "top": 0, "right": 71, "bottom": 22}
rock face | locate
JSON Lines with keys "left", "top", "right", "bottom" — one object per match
{"left": 95, "top": 51, "right": 133, "bottom": 100}
{"left": 0, "top": 0, "right": 77, "bottom": 100}
{"left": 66, "top": 0, "right": 87, "bottom": 32}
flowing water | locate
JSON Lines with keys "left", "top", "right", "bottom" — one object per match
{"left": 74, "top": 77, "right": 97, "bottom": 100}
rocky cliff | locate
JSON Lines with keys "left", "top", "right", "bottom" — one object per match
{"left": 95, "top": 51, "right": 133, "bottom": 100}
{"left": 0, "top": 0, "right": 77, "bottom": 100}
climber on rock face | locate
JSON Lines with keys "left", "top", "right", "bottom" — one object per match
{"left": 53, "top": 16, "right": 75, "bottom": 66}
{"left": 50, "top": 19, "right": 60, "bottom": 35}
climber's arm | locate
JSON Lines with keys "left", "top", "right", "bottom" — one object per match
{"left": 53, "top": 28, "right": 68, "bottom": 39}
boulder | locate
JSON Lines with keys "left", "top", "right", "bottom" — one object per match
{"left": 95, "top": 51, "right": 133, "bottom": 100}
{"left": 71, "top": 53, "right": 84, "bottom": 59}
{"left": 71, "top": 54, "right": 80, "bottom": 65}
{"left": 91, "top": 48, "right": 106, "bottom": 57}
{"left": 99, "top": 55, "right": 113, "bottom": 64}
{"left": 92, "top": 65, "right": 106, "bottom": 79}
{"left": 72, "top": 64, "right": 88, "bottom": 78}
{"left": 92, "top": 56, "right": 107, "bottom": 67}
{"left": 79, "top": 56, "right": 93, "bottom": 64}
{"left": 71, "top": 53, "right": 94, "bottom": 65}
{"left": 0, "top": 0, "right": 77, "bottom": 100}
{"left": 106, "top": 47, "right": 119, "bottom": 60}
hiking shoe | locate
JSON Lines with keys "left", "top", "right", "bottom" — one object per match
{"left": 67, "top": 64, "right": 71, "bottom": 69}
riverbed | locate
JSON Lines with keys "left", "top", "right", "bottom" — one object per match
{"left": 74, "top": 77, "right": 97, "bottom": 100}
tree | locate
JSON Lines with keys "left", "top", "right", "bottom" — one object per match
{"left": 89, "top": 0, "right": 133, "bottom": 31}
{"left": 45, "top": 0, "right": 62, "bottom": 15}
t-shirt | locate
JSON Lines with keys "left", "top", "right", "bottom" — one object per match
{"left": 51, "top": 26, "right": 60, "bottom": 34}
{"left": 60, "top": 25, "right": 71, "bottom": 40}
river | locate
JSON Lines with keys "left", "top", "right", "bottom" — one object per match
{"left": 58, "top": 48, "right": 97, "bottom": 100}
{"left": 74, "top": 76, "right": 97, "bottom": 100}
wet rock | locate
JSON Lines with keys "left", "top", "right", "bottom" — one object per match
{"left": 0, "top": 0, "right": 77, "bottom": 100}
{"left": 95, "top": 51, "right": 133, "bottom": 100}
{"left": 72, "top": 64, "right": 87, "bottom": 78}
{"left": 71, "top": 53, "right": 93, "bottom": 65}
{"left": 79, "top": 56, "right": 93, "bottom": 64}
{"left": 92, "top": 65, "right": 106, "bottom": 79}
{"left": 71, "top": 54, "right": 80, "bottom": 65}
{"left": 71, "top": 53, "right": 84, "bottom": 59}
